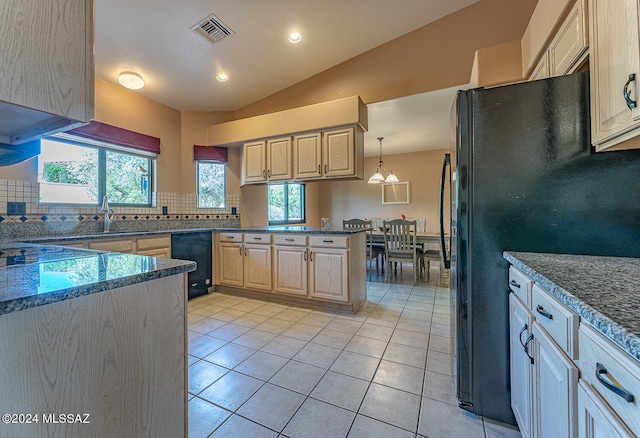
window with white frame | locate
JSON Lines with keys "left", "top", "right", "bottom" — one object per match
{"left": 197, "top": 161, "right": 226, "bottom": 208}
{"left": 38, "top": 137, "right": 153, "bottom": 206}
{"left": 268, "top": 183, "right": 305, "bottom": 224}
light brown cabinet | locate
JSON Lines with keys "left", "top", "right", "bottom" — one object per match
{"left": 527, "top": 0, "right": 587, "bottom": 82}
{"left": 588, "top": 0, "right": 640, "bottom": 151}
{"left": 293, "top": 127, "right": 363, "bottom": 180}
{"left": 215, "top": 231, "right": 366, "bottom": 311}
{"left": 241, "top": 137, "right": 292, "bottom": 184}
{"left": 0, "top": 0, "right": 94, "bottom": 144}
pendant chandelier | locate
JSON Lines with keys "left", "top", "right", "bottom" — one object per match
{"left": 368, "top": 137, "right": 399, "bottom": 184}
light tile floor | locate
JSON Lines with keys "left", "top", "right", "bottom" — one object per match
{"left": 187, "top": 264, "right": 522, "bottom": 437}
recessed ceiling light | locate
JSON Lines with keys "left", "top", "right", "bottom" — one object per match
{"left": 288, "top": 32, "right": 302, "bottom": 44}
{"left": 216, "top": 73, "right": 229, "bottom": 82}
{"left": 118, "top": 71, "right": 144, "bottom": 90}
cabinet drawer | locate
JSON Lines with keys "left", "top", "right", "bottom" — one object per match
{"left": 244, "top": 233, "right": 271, "bottom": 244}
{"left": 273, "top": 234, "right": 307, "bottom": 246}
{"left": 88, "top": 239, "right": 134, "bottom": 253}
{"left": 509, "top": 266, "right": 532, "bottom": 307}
{"left": 137, "top": 236, "right": 171, "bottom": 250}
{"left": 309, "top": 235, "right": 349, "bottom": 249}
{"left": 579, "top": 324, "right": 640, "bottom": 435}
{"left": 531, "top": 284, "right": 579, "bottom": 359}
{"left": 219, "top": 232, "right": 243, "bottom": 243}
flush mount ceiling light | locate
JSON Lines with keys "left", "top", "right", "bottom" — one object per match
{"left": 368, "top": 137, "right": 399, "bottom": 184}
{"left": 216, "top": 73, "right": 229, "bottom": 82}
{"left": 288, "top": 32, "right": 302, "bottom": 44}
{"left": 118, "top": 71, "right": 144, "bottom": 90}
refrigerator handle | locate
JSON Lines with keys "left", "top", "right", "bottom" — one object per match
{"left": 440, "top": 153, "right": 451, "bottom": 269}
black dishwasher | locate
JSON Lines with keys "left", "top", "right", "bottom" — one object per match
{"left": 171, "top": 231, "right": 212, "bottom": 299}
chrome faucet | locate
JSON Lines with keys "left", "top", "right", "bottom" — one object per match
{"left": 100, "top": 195, "right": 115, "bottom": 233}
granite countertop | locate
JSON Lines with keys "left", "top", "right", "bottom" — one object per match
{"left": 504, "top": 251, "right": 640, "bottom": 363}
{"left": 21, "top": 226, "right": 364, "bottom": 244}
{"left": 0, "top": 243, "right": 196, "bottom": 316}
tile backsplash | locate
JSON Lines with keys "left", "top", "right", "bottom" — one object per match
{"left": 0, "top": 179, "right": 241, "bottom": 239}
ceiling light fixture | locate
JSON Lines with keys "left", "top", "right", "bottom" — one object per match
{"left": 216, "top": 73, "right": 229, "bottom": 82}
{"left": 118, "top": 71, "right": 144, "bottom": 90}
{"left": 288, "top": 32, "right": 302, "bottom": 44}
{"left": 368, "top": 137, "right": 399, "bottom": 184}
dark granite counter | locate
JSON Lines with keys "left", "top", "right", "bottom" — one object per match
{"left": 19, "top": 226, "right": 364, "bottom": 244}
{"left": 0, "top": 242, "right": 195, "bottom": 316}
{"left": 503, "top": 251, "right": 640, "bottom": 363}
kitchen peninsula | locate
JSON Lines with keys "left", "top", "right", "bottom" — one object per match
{"left": 0, "top": 243, "right": 195, "bottom": 437}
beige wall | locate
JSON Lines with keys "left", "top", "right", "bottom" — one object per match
{"left": 318, "top": 149, "right": 453, "bottom": 233}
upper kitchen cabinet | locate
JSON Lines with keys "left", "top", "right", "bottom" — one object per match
{"left": 293, "top": 127, "right": 363, "bottom": 180}
{"left": 0, "top": 0, "right": 94, "bottom": 144}
{"left": 241, "top": 137, "right": 292, "bottom": 184}
{"left": 589, "top": 0, "right": 640, "bottom": 151}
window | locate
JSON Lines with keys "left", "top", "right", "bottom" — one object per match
{"left": 38, "top": 138, "right": 152, "bottom": 206}
{"left": 197, "top": 161, "right": 226, "bottom": 208}
{"left": 268, "top": 183, "right": 305, "bottom": 224}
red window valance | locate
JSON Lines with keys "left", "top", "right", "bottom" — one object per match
{"left": 193, "top": 145, "right": 228, "bottom": 162}
{"left": 68, "top": 121, "right": 161, "bottom": 155}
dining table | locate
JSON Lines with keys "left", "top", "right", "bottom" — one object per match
{"left": 369, "top": 230, "right": 450, "bottom": 280}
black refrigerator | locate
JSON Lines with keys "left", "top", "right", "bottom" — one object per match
{"left": 447, "top": 71, "right": 640, "bottom": 425}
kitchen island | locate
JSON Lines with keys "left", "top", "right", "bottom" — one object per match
{"left": 213, "top": 226, "right": 368, "bottom": 312}
{"left": 0, "top": 243, "right": 195, "bottom": 438}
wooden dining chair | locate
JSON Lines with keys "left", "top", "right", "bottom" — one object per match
{"left": 383, "top": 219, "right": 423, "bottom": 285}
{"left": 343, "top": 219, "right": 383, "bottom": 281}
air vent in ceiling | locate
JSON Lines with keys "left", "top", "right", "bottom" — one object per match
{"left": 192, "top": 14, "right": 233, "bottom": 45}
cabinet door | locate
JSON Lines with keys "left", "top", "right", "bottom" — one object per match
{"left": 242, "top": 141, "right": 267, "bottom": 183}
{"left": 273, "top": 245, "right": 308, "bottom": 296}
{"left": 309, "top": 248, "right": 348, "bottom": 302}
{"left": 532, "top": 321, "right": 579, "bottom": 438}
{"left": 244, "top": 244, "right": 272, "bottom": 291}
{"left": 509, "top": 294, "right": 534, "bottom": 438}
{"left": 548, "top": 0, "right": 588, "bottom": 77}
{"left": 589, "top": 0, "right": 640, "bottom": 149}
{"left": 322, "top": 127, "right": 355, "bottom": 178}
{"left": 0, "top": 0, "right": 94, "bottom": 143}
{"left": 529, "top": 52, "right": 550, "bottom": 81}
{"left": 88, "top": 239, "right": 135, "bottom": 253}
{"left": 219, "top": 243, "right": 244, "bottom": 287}
{"left": 267, "top": 137, "right": 292, "bottom": 181}
{"left": 293, "top": 132, "right": 322, "bottom": 179}
{"left": 577, "top": 380, "right": 634, "bottom": 438}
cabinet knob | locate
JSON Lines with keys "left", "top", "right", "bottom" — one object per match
{"left": 317, "top": 165, "right": 321, "bottom": 174}
{"left": 263, "top": 169, "right": 266, "bottom": 178}
{"left": 523, "top": 333, "right": 534, "bottom": 365}
{"left": 509, "top": 279, "right": 521, "bottom": 289}
{"left": 518, "top": 324, "right": 528, "bottom": 348}
{"left": 624, "top": 73, "right": 637, "bottom": 110}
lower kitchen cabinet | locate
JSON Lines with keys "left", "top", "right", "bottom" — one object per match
{"left": 509, "top": 270, "right": 579, "bottom": 438}
{"left": 244, "top": 242, "right": 272, "bottom": 291}
{"left": 507, "top": 262, "right": 639, "bottom": 438}
{"left": 509, "top": 294, "right": 534, "bottom": 438}
{"left": 219, "top": 241, "right": 244, "bottom": 287}
{"left": 308, "top": 247, "right": 348, "bottom": 302}
{"left": 578, "top": 380, "right": 634, "bottom": 438}
{"left": 273, "top": 244, "right": 308, "bottom": 296}
{"left": 215, "top": 231, "right": 366, "bottom": 311}
{"left": 531, "top": 320, "right": 579, "bottom": 438}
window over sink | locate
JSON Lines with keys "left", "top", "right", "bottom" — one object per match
{"left": 38, "top": 137, "right": 153, "bottom": 206}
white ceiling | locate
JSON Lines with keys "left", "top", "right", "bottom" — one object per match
{"left": 364, "top": 85, "right": 467, "bottom": 156}
{"left": 94, "top": 0, "right": 478, "bottom": 112}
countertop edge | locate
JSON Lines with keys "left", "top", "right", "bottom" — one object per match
{"left": 503, "top": 251, "right": 640, "bottom": 363}
{"left": 0, "top": 257, "right": 196, "bottom": 316}
{"left": 20, "top": 226, "right": 364, "bottom": 243}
